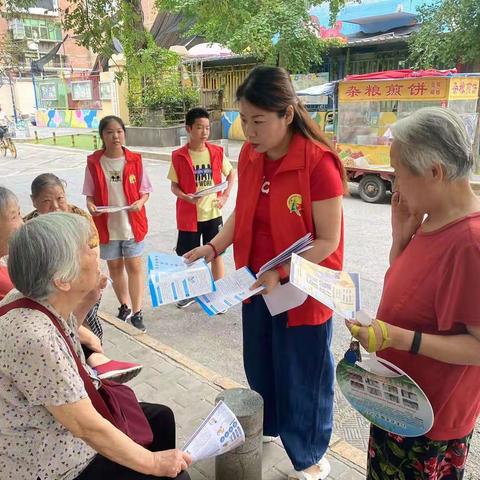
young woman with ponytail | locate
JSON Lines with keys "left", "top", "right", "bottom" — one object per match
{"left": 185, "top": 66, "right": 346, "bottom": 480}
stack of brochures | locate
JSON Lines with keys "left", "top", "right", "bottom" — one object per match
{"left": 192, "top": 181, "right": 228, "bottom": 198}
{"left": 148, "top": 253, "right": 215, "bottom": 307}
{"left": 257, "top": 233, "right": 314, "bottom": 276}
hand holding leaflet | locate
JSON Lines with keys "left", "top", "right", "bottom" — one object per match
{"left": 182, "top": 401, "right": 245, "bottom": 463}
{"left": 95, "top": 205, "right": 132, "bottom": 213}
{"left": 192, "top": 181, "right": 229, "bottom": 198}
{"left": 148, "top": 253, "right": 215, "bottom": 307}
{"left": 257, "top": 233, "right": 313, "bottom": 276}
{"left": 196, "top": 267, "right": 263, "bottom": 316}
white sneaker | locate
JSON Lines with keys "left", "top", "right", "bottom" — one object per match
{"left": 262, "top": 435, "right": 278, "bottom": 443}
{"left": 288, "top": 457, "right": 331, "bottom": 480}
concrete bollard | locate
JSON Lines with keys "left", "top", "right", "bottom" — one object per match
{"left": 34, "top": 130, "right": 39, "bottom": 143}
{"left": 71, "top": 134, "right": 75, "bottom": 147}
{"left": 215, "top": 388, "right": 263, "bottom": 480}
{"left": 52, "top": 132, "right": 56, "bottom": 145}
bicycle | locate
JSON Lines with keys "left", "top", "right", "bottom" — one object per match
{"left": 0, "top": 124, "right": 17, "bottom": 158}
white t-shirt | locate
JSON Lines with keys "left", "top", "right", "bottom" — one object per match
{"left": 100, "top": 155, "right": 134, "bottom": 240}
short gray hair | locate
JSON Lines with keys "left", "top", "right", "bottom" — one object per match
{"left": 31, "top": 173, "right": 66, "bottom": 199}
{"left": 8, "top": 212, "right": 91, "bottom": 300}
{"left": 391, "top": 107, "right": 473, "bottom": 180}
{"left": 0, "top": 186, "right": 18, "bottom": 216}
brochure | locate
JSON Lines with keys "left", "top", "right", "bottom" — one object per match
{"left": 183, "top": 401, "right": 245, "bottom": 462}
{"left": 192, "top": 181, "right": 228, "bottom": 198}
{"left": 95, "top": 205, "right": 131, "bottom": 213}
{"left": 263, "top": 282, "right": 308, "bottom": 316}
{"left": 196, "top": 267, "right": 263, "bottom": 316}
{"left": 289, "top": 253, "right": 360, "bottom": 320}
{"left": 257, "top": 233, "right": 314, "bottom": 277}
{"left": 148, "top": 253, "right": 215, "bottom": 307}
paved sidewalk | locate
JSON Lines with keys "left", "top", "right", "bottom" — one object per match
{"left": 101, "top": 313, "right": 366, "bottom": 480}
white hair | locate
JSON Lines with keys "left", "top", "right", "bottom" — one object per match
{"left": 8, "top": 212, "right": 90, "bottom": 300}
{"left": 391, "top": 107, "right": 473, "bottom": 180}
{"left": 0, "top": 186, "right": 18, "bottom": 217}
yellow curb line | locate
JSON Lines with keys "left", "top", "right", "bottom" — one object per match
{"left": 99, "top": 310, "right": 367, "bottom": 471}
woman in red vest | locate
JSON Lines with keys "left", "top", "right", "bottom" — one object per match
{"left": 185, "top": 66, "right": 347, "bottom": 480}
{"left": 83, "top": 116, "right": 152, "bottom": 333}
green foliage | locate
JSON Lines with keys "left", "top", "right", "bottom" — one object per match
{"left": 128, "top": 60, "right": 200, "bottom": 126}
{"left": 0, "top": 34, "right": 28, "bottom": 73}
{"left": 155, "top": 0, "right": 348, "bottom": 73}
{"left": 3, "top": 0, "right": 191, "bottom": 125}
{"left": 409, "top": 0, "right": 480, "bottom": 68}
{"left": 4, "top": 0, "right": 175, "bottom": 82}
{"left": 0, "top": 0, "right": 39, "bottom": 15}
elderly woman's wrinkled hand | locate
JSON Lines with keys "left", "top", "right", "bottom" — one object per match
{"left": 150, "top": 449, "right": 192, "bottom": 478}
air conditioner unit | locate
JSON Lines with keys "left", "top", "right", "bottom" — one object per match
{"left": 9, "top": 19, "right": 25, "bottom": 40}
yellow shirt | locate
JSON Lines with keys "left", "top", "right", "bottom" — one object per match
{"left": 168, "top": 149, "right": 233, "bottom": 222}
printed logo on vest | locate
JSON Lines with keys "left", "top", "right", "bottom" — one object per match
{"left": 129, "top": 174, "right": 137, "bottom": 184}
{"left": 287, "top": 194, "right": 303, "bottom": 216}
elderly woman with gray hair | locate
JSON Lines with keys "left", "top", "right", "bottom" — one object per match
{"left": 0, "top": 186, "right": 22, "bottom": 297}
{"left": 0, "top": 212, "right": 191, "bottom": 479}
{"left": 23, "top": 172, "right": 143, "bottom": 383}
{"left": 347, "top": 107, "right": 480, "bottom": 479}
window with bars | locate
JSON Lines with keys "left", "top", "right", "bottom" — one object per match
{"left": 10, "top": 18, "right": 61, "bottom": 42}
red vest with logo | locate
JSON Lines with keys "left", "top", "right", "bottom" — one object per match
{"left": 234, "top": 133, "right": 344, "bottom": 327}
{"left": 86, "top": 148, "right": 148, "bottom": 244}
{"left": 171, "top": 142, "right": 223, "bottom": 232}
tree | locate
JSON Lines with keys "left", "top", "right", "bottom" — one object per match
{"left": 0, "top": 34, "right": 28, "bottom": 74}
{"left": 155, "top": 0, "right": 347, "bottom": 73}
{"left": 2, "top": 0, "right": 348, "bottom": 74}
{"left": 409, "top": 0, "right": 480, "bottom": 69}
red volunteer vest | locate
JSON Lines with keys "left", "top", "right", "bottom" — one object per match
{"left": 234, "top": 133, "right": 344, "bottom": 327}
{"left": 171, "top": 142, "right": 224, "bottom": 232}
{"left": 86, "top": 148, "right": 148, "bottom": 244}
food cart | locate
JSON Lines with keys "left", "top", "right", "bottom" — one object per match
{"left": 301, "top": 71, "right": 480, "bottom": 203}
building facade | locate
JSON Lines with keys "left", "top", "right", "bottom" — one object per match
{"left": 1, "top": 0, "right": 96, "bottom": 74}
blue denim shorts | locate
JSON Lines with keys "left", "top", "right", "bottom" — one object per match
{"left": 100, "top": 239, "right": 144, "bottom": 261}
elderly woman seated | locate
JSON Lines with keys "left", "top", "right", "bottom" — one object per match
{"left": 0, "top": 186, "right": 22, "bottom": 298}
{"left": 347, "top": 107, "right": 480, "bottom": 479}
{"left": 0, "top": 212, "right": 191, "bottom": 479}
{"left": 23, "top": 173, "right": 142, "bottom": 383}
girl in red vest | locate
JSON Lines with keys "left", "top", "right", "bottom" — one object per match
{"left": 83, "top": 116, "right": 152, "bottom": 333}
{"left": 185, "top": 66, "right": 347, "bottom": 480}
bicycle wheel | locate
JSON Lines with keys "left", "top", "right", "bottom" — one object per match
{"left": 0, "top": 141, "right": 6, "bottom": 156}
{"left": 7, "top": 139, "right": 16, "bottom": 158}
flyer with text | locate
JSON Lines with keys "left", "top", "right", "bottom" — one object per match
{"left": 290, "top": 253, "right": 360, "bottom": 320}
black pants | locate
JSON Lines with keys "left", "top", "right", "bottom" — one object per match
{"left": 75, "top": 403, "right": 191, "bottom": 480}
{"left": 175, "top": 217, "right": 223, "bottom": 256}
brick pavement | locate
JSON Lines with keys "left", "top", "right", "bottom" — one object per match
{"left": 101, "top": 314, "right": 367, "bottom": 480}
